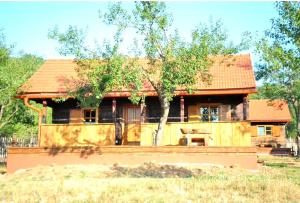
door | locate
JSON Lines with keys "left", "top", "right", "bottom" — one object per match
{"left": 123, "top": 105, "right": 141, "bottom": 144}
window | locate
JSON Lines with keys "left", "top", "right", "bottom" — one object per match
{"left": 266, "top": 126, "right": 272, "bottom": 135}
{"left": 99, "top": 106, "right": 113, "bottom": 123}
{"left": 200, "top": 106, "right": 219, "bottom": 122}
{"left": 257, "top": 126, "right": 272, "bottom": 136}
{"left": 83, "top": 109, "right": 97, "bottom": 123}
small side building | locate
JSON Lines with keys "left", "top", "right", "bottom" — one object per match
{"left": 248, "top": 99, "right": 291, "bottom": 147}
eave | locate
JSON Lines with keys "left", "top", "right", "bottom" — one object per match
{"left": 16, "top": 87, "right": 256, "bottom": 99}
{"left": 249, "top": 119, "right": 291, "bottom": 123}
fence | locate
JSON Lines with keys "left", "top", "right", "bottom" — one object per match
{"left": 0, "top": 137, "right": 38, "bottom": 163}
{"left": 286, "top": 137, "right": 298, "bottom": 156}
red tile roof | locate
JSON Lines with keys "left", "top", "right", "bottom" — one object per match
{"left": 18, "top": 54, "right": 256, "bottom": 98}
{"left": 248, "top": 99, "right": 291, "bottom": 123}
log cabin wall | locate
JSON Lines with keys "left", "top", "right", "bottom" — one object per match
{"left": 50, "top": 95, "right": 247, "bottom": 124}
{"left": 250, "top": 122, "right": 287, "bottom": 147}
{"left": 184, "top": 95, "right": 245, "bottom": 122}
{"left": 98, "top": 99, "right": 113, "bottom": 123}
{"left": 51, "top": 98, "right": 134, "bottom": 124}
{"left": 145, "top": 97, "right": 183, "bottom": 123}
{"left": 52, "top": 99, "right": 79, "bottom": 124}
{"left": 98, "top": 98, "right": 134, "bottom": 123}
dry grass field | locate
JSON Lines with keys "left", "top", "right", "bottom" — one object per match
{"left": 0, "top": 156, "right": 299, "bottom": 203}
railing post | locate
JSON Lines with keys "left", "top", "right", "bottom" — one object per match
{"left": 112, "top": 98, "right": 116, "bottom": 123}
{"left": 243, "top": 95, "right": 248, "bottom": 121}
{"left": 23, "top": 97, "right": 43, "bottom": 147}
{"left": 141, "top": 97, "right": 145, "bottom": 123}
{"left": 180, "top": 96, "right": 184, "bottom": 122}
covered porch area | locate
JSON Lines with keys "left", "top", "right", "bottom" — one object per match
{"left": 27, "top": 94, "right": 251, "bottom": 147}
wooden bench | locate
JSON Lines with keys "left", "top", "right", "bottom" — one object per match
{"left": 180, "top": 128, "right": 212, "bottom": 146}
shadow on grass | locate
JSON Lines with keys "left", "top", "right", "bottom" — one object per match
{"left": 0, "top": 162, "right": 6, "bottom": 174}
{"left": 111, "top": 162, "right": 202, "bottom": 178}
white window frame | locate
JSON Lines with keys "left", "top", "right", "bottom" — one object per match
{"left": 82, "top": 108, "right": 98, "bottom": 124}
{"left": 199, "top": 106, "right": 220, "bottom": 122}
{"left": 257, "top": 125, "right": 272, "bottom": 136}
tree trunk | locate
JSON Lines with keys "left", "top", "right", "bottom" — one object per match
{"left": 296, "top": 110, "right": 300, "bottom": 157}
{"left": 290, "top": 101, "right": 300, "bottom": 157}
{"left": 296, "top": 125, "right": 300, "bottom": 157}
{"left": 154, "top": 95, "right": 170, "bottom": 146}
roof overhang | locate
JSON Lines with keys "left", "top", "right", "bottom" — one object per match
{"left": 249, "top": 119, "right": 291, "bottom": 123}
{"left": 17, "top": 87, "right": 256, "bottom": 99}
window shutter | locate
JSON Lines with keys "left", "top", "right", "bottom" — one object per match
{"left": 251, "top": 126, "right": 258, "bottom": 137}
{"left": 188, "top": 105, "right": 199, "bottom": 121}
{"left": 69, "top": 109, "right": 83, "bottom": 123}
{"left": 272, "top": 126, "right": 281, "bottom": 137}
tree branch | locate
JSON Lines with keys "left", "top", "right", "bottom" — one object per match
{"left": 0, "top": 104, "right": 5, "bottom": 122}
{"left": 0, "top": 103, "right": 19, "bottom": 129}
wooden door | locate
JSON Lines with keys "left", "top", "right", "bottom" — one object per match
{"left": 123, "top": 105, "right": 141, "bottom": 144}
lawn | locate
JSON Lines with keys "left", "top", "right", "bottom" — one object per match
{"left": 0, "top": 156, "right": 299, "bottom": 203}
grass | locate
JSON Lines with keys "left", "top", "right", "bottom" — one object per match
{"left": 0, "top": 156, "right": 299, "bottom": 203}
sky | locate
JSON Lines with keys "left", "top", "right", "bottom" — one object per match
{"left": 0, "top": 1, "right": 278, "bottom": 63}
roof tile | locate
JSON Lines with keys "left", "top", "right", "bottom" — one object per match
{"left": 248, "top": 99, "right": 291, "bottom": 122}
{"left": 19, "top": 54, "right": 256, "bottom": 94}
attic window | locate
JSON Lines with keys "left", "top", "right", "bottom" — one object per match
{"left": 83, "top": 109, "right": 97, "bottom": 123}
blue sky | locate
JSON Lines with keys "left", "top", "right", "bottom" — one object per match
{"left": 0, "top": 1, "right": 277, "bottom": 61}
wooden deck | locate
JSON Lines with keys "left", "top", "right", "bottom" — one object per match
{"left": 8, "top": 146, "right": 257, "bottom": 154}
{"left": 7, "top": 146, "right": 258, "bottom": 173}
{"left": 256, "top": 147, "right": 291, "bottom": 155}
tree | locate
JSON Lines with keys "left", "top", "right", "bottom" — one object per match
{"left": 0, "top": 31, "right": 44, "bottom": 137}
{"left": 49, "top": 2, "right": 249, "bottom": 145}
{"left": 256, "top": 2, "right": 300, "bottom": 154}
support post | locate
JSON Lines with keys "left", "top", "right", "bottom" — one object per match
{"left": 23, "top": 97, "right": 43, "bottom": 146}
{"left": 112, "top": 98, "right": 116, "bottom": 123}
{"left": 243, "top": 95, "right": 248, "bottom": 121}
{"left": 180, "top": 96, "right": 184, "bottom": 122}
{"left": 42, "top": 100, "right": 47, "bottom": 124}
{"left": 141, "top": 97, "right": 145, "bottom": 123}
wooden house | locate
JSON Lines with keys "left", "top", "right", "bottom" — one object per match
{"left": 18, "top": 54, "right": 258, "bottom": 147}
{"left": 248, "top": 99, "right": 291, "bottom": 147}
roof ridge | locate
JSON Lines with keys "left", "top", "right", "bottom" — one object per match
{"left": 43, "top": 53, "right": 252, "bottom": 61}
{"left": 45, "top": 59, "right": 75, "bottom": 62}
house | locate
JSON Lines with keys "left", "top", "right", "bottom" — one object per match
{"left": 18, "top": 54, "right": 257, "bottom": 147}
{"left": 248, "top": 99, "right": 291, "bottom": 147}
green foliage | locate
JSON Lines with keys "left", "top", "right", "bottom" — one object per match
{"left": 48, "top": 26, "right": 88, "bottom": 58}
{"left": 256, "top": 2, "right": 300, "bottom": 138}
{"left": 0, "top": 31, "right": 11, "bottom": 64}
{"left": 0, "top": 31, "right": 44, "bottom": 137}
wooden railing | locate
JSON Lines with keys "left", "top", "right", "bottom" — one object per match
{"left": 40, "top": 123, "right": 115, "bottom": 147}
{"left": 141, "top": 122, "right": 252, "bottom": 146}
{"left": 40, "top": 121, "right": 252, "bottom": 147}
